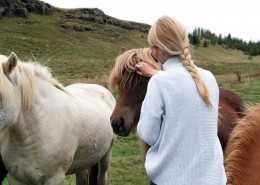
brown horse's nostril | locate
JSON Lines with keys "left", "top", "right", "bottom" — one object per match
{"left": 111, "top": 117, "right": 125, "bottom": 135}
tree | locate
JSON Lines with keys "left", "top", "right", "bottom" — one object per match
{"left": 217, "top": 34, "right": 223, "bottom": 45}
{"left": 189, "top": 27, "right": 260, "bottom": 56}
{"left": 203, "top": 40, "right": 209, "bottom": 48}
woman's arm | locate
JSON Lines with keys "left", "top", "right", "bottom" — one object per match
{"left": 137, "top": 77, "right": 164, "bottom": 146}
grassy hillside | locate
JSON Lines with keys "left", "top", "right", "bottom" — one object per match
{"left": 0, "top": 9, "right": 149, "bottom": 85}
{"left": 1, "top": 8, "right": 260, "bottom": 185}
{"left": 0, "top": 9, "right": 259, "bottom": 86}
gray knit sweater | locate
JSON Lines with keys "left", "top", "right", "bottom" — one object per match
{"left": 137, "top": 56, "right": 226, "bottom": 185}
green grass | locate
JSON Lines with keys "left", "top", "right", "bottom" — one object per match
{"left": 192, "top": 45, "right": 260, "bottom": 77}
{"left": 109, "top": 135, "right": 148, "bottom": 185}
{"left": 220, "top": 80, "right": 260, "bottom": 104}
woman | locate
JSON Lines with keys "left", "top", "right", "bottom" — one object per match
{"left": 135, "top": 16, "right": 226, "bottom": 185}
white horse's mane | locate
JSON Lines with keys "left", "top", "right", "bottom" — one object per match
{"left": 0, "top": 57, "right": 66, "bottom": 108}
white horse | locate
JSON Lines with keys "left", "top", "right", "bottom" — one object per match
{"left": 0, "top": 52, "right": 116, "bottom": 185}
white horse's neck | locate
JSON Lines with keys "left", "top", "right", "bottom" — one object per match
{"left": 6, "top": 77, "right": 70, "bottom": 145}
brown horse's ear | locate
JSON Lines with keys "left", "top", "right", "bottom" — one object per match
{"left": 121, "top": 47, "right": 128, "bottom": 53}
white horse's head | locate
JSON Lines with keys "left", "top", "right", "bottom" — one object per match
{"left": 0, "top": 52, "right": 67, "bottom": 132}
{"left": 0, "top": 52, "right": 21, "bottom": 131}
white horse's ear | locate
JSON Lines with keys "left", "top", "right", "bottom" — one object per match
{"left": 121, "top": 47, "right": 128, "bottom": 53}
{"left": 3, "top": 52, "right": 18, "bottom": 76}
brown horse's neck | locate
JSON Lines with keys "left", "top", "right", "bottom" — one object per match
{"left": 226, "top": 139, "right": 260, "bottom": 185}
{"left": 225, "top": 105, "right": 260, "bottom": 185}
{"left": 239, "top": 140, "right": 260, "bottom": 185}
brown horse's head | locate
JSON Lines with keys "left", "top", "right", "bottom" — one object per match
{"left": 108, "top": 48, "right": 160, "bottom": 136}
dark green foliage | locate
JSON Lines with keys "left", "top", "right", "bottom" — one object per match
{"left": 190, "top": 27, "right": 260, "bottom": 56}
{"left": 203, "top": 40, "right": 209, "bottom": 48}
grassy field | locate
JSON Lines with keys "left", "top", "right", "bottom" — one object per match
{"left": 1, "top": 9, "right": 260, "bottom": 185}
{"left": 2, "top": 81, "right": 260, "bottom": 185}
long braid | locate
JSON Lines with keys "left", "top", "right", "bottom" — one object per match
{"left": 180, "top": 47, "right": 213, "bottom": 107}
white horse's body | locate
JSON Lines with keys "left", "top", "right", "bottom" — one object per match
{"left": 0, "top": 53, "right": 115, "bottom": 185}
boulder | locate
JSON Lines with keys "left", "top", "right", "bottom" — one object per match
{"left": 0, "top": 0, "right": 54, "bottom": 18}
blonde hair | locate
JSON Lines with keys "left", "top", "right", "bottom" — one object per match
{"left": 148, "top": 15, "right": 212, "bottom": 107}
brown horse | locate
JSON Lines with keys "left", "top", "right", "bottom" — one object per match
{"left": 224, "top": 104, "right": 260, "bottom": 185}
{"left": 108, "top": 48, "right": 245, "bottom": 152}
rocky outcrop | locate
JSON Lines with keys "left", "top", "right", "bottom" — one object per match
{"left": 0, "top": 1, "right": 150, "bottom": 33}
{"left": 65, "top": 8, "right": 151, "bottom": 33}
{"left": 0, "top": 0, "right": 54, "bottom": 18}
{"left": 61, "top": 23, "right": 94, "bottom": 32}
{"left": 66, "top": 8, "right": 110, "bottom": 24}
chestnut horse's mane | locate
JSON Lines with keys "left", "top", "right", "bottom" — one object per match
{"left": 108, "top": 48, "right": 161, "bottom": 93}
{"left": 224, "top": 104, "right": 260, "bottom": 185}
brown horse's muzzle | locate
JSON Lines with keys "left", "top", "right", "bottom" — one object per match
{"left": 110, "top": 116, "right": 131, "bottom": 136}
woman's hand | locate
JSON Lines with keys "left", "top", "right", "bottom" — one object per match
{"left": 135, "top": 61, "right": 160, "bottom": 77}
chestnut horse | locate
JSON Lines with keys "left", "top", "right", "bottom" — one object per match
{"left": 224, "top": 104, "right": 260, "bottom": 185}
{"left": 108, "top": 48, "right": 245, "bottom": 153}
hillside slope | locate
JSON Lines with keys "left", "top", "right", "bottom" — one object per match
{"left": 0, "top": 9, "right": 150, "bottom": 82}
{"left": 0, "top": 7, "right": 259, "bottom": 86}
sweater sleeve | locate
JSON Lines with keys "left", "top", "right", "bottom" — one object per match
{"left": 137, "top": 76, "right": 165, "bottom": 146}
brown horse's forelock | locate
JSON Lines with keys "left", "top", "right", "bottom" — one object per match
{"left": 108, "top": 48, "right": 160, "bottom": 94}
{"left": 119, "top": 71, "right": 148, "bottom": 94}
{"left": 109, "top": 56, "right": 144, "bottom": 94}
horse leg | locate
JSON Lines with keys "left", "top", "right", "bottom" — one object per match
{"left": 138, "top": 139, "right": 150, "bottom": 159}
{"left": 0, "top": 156, "right": 8, "bottom": 184}
{"left": 97, "top": 136, "right": 115, "bottom": 185}
{"left": 97, "top": 152, "right": 111, "bottom": 185}
{"left": 76, "top": 170, "right": 88, "bottom": 185}
{"left": 88, "top": 163, "right": 99, "bottom": 185}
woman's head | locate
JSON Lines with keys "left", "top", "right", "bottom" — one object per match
{"left": 149, "top": 15, "right": 213, "bottom": 108}
{"left": 148, "top": 15, "right": 189, "bottom": 57}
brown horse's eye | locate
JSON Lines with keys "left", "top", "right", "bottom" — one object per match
{"left": 136, "top": 95, "right": 145, "bottom": 103}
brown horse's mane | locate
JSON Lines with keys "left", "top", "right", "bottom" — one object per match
{"left": 224, "top": 104, "right": 260, "bottom": 185}
{"left": 108, "top": 48, "right": 161, "bottom": 93}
